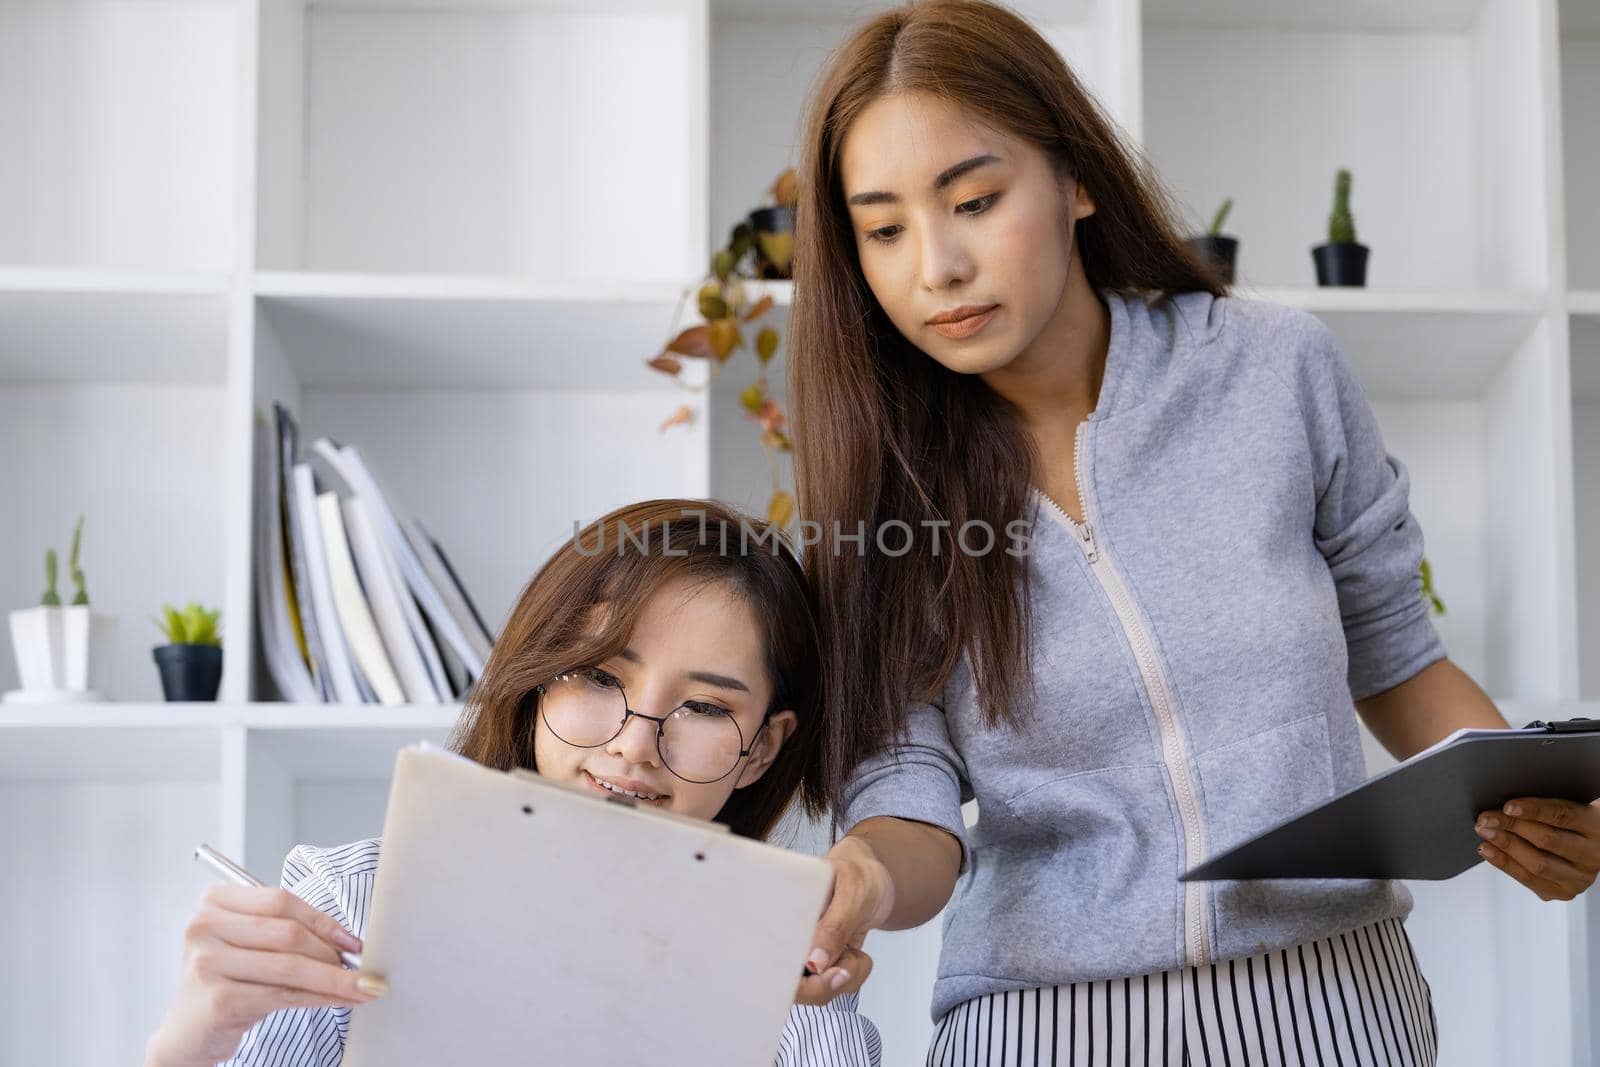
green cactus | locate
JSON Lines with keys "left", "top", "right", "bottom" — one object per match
{"left": 1328, "top": 168, "right": 1357, "bottom": 245}
{"left": 1420, "top": 557, "right": 1445, "bottom": 617}
{"left": 40, "top": 549, "right": 61, "bottom": 607}
{"left": 154, "top": 602, "right": 222, "bottom": 647}
{"left": 68, "top": 515, "right": 88, "bottom": 606}
{"left": 1208, "top": 197, "right": 1233, "bottom": 236}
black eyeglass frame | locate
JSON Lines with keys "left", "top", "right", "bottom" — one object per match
{"left": 532, "top": 671, "right": 773, "bottom": 785}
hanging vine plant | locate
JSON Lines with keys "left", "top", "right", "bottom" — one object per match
{"left": 650, "top": 168, "right": 799, "bottom": 530}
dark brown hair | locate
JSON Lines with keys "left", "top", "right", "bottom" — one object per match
{"left": 787, "top": 0, "right": 1226, "bottom": 799}
{"left": 449, "top": 499, "right": 824, "bottom": 840}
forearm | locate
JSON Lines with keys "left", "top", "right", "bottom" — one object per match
{"left": 1354, "top": 657, "right": 1509, "bottom": 761}
{"left": 848, "top": 816, "right": 962, "bottom": 930}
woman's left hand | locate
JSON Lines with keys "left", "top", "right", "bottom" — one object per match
{"left": 1475, "top": 798, "right": 1600, "bottom": 901}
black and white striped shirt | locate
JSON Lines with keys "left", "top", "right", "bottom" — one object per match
{"left": 220, "top": 838, "right": 881, "bottom": 1067}
{"left": 923, "top": 916, "right": 1437, "bottom": 1065}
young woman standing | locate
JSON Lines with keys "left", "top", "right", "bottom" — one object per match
{"left": 785, "top": 2, "right": 1600, "bottom": 1063}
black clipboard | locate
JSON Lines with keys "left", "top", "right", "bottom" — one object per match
{"left": 1181, "top": 718, "right": 1600, "bottom": 882}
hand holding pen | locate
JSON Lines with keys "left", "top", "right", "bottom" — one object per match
{"left": 142, "top": 844, "right": 388, "bottom": 1067}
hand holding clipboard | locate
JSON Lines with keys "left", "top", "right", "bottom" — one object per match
{"left": 1182, "top": 718, "right": 1600, "bottom": 894}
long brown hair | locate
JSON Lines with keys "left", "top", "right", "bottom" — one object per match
{"left": 787, "top": 0, "right": 1226, "bottom": 798}
{"left": 450, "top": 499, "right": 824, "bottom": 840}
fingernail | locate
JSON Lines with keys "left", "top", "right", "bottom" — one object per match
{"left": 1478, "top": 844, "right": 1491, "bottom": 859}
{"left": 334, "top": 928, "right": 363, "bottom": 952}
{"left": 830, "top": 970, "right": 851, "bottom": 991}
{"left": 807, "top": 948, "right": 830, "bottom": 974}
{"left": 356, "top": 975, "right": 389, "bottom": 997}
{"left": 1477, "top": 815, "right": 1497, "bottom": 830}
{"left": 1478, "top": 827, "right": 1498, "bottom": 841}
{"left": 1505, "top": 803, "right": 1523, "bottom": 817}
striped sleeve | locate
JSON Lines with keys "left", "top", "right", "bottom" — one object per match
{"left": 775, "top": 993, "right": 883, "bottom": 1067}
{"left": 217, "top": 839, "right": 383, "bottom": 1067}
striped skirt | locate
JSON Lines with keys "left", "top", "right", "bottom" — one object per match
{"left": 925, "top": 917, "right": 1437, "bottom": 1066}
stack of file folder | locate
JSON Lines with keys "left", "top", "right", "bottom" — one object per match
{"left": 253, "top": 403, "right": 495, "bottom": 705}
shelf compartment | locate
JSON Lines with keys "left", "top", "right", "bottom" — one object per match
{"left": 1562, "top": 1, "right": 1600, "bottom": 289}
{"left": 1337, "top": 310, "right": 1569, "bottom": 703}
{"left": 0, "top": 0, "right": 238, "bottom": 272}
{"left": 0, "top": 269, "right": 229, "bottom": 386}
{"left": 1142, "top": 0, "right": 1496, "bottom": 32}
{"left": 1242, "top": 287, "right": 1544, "bottom": 400}
{"left": 254, "top": 275, "right": 689, "bottom": 392}
{"left": 1569, "top": 313, "right": 1600, "bottom": 700}
{"left": 238, "top": 725, "right": 454, "bottom": 881}
{"left": 0, "top": 383, "right": 230, "bottom": 703}
{"left": 1142, "top": 0, "right": 1552, "bottom": 292}
{"left": 249, "top": 303, "right": 712, "bottom": 700}
{"left": 0, "top": 724, "right": 220, "bottom": 1064}
{"left": 257, "top": 0, "right": 703, "bottom": 279}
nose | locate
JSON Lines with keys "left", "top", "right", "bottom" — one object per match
{"left": 919, "top": 220, "right": 969, "bottom": 293}
{"left": 606, "top": 706, "right": 663, "bottom": 768}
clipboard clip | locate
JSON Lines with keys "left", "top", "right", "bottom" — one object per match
{"left": 1522, "top": 717, "right": 1600, "bottom": 734}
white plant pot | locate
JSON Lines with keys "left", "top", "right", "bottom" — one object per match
{"left": 6, "top": 605, "right": 116, "bottom": 704}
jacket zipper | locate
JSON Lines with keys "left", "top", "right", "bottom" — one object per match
{"left": 1034, "top": 415, "right": 1212, "bottom": 968}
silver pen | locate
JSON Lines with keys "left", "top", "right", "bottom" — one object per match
{"left": 194, "top": 843, "right": 364, "bottom": 970}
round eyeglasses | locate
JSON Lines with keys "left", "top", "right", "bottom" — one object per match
{"left": 533, "top": 667, "right": 766, "bottom": 785}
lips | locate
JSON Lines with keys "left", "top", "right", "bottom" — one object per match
{"left": 930, "top": 305, "right": 999, "bottom": 340}
{"left": 927, "top": 303, "right": 998, "bottom": 325}
{"left": 583, "top": 769, "right": 668, "bottom": 804}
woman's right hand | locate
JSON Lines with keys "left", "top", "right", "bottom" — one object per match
{"left": 794, "top": 834, "right": 896, "bottom": 1006}
{"left": 144, "top": 884, "right": 387, "bottom": 1067}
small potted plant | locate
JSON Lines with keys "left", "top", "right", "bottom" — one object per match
{"left": 1186, "top": 197, "right": 1238, "bottom": 284}
{"left": 1312, "top": 168, "right": 1369, "bottom": 287}
{"left": 6, "top": 516, "right": 116, "bottom": 704}
{"left": 747, "top": 168, "right": 798, "bottom": 280}
{"left": 152, "top": 602, "right": 223, "bottom": 702}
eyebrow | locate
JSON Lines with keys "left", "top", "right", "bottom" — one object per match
{"left": 846, "top": 153, "right": 1002, "bottom": 208}
{"left": 617, "top": 647, "right": 750, "bottom": 694}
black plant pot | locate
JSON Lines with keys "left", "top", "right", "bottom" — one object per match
{"left": 1186, "top": 235, "right": 1238, "bottom": 284}
{"left": 153, "top": 644, "right": 223, "bottom": 702}
{"left": 748, "top": 205, "right": 795, "bottom": 280}
{"left": 1312, "top": 242, "right": 1369, "bottom": 287}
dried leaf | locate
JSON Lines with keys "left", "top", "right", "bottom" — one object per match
{"left": 709, "top": 318, "right": 741, "bottom": 362}
{"left": 756, "top": 399, "right": 785, "bottom": 433}
{"left": 771, "top": 168, "right": 799, "bottom": 207}
{"left": 698, "top": 282, "right": 729, "bottom": 321}
{"left": 761, "top": 428, "right": 792, "bottom": 452}
{"left": 659, "top": 404, "right": 694, "bottom": 433}
{"left": 648, "top": 354, "right": 683, "bottom": 376}
{"left": 756, "top": 326, "right": 779, "bottom": 363}
{"left": 739, "top": 382, "right": 766, "bottom": 414}
{"left": 666, "top": 325, "right": 714, "bottom": 359}
{"left": 743, "top": 294, "right": 775, "bottom": 323}
{"left": 768, "top": 490, "right": 795, "bottom": 528}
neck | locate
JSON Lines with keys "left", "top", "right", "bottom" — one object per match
{"left": 979, "top": 268, "right": 1111, "bottom": 430}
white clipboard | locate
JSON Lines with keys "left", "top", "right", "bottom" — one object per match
{"left": 342, "top": 743, "right": 833, "bottom": 1066}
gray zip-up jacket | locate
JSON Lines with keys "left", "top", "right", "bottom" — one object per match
{"left": 840, "top": 287, "right": 1447, "bottom": 1023}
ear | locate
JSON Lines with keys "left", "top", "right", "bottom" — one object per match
{"left": 1072, "top": 179, "right": 1096, "bottom": 221}
{"left": 733, "top": 709, "right": 798, "bottom": 789}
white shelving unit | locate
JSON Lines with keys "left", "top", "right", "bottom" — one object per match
{"left": 0, "top": 1, "right": 1595, "bottom": 1064}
